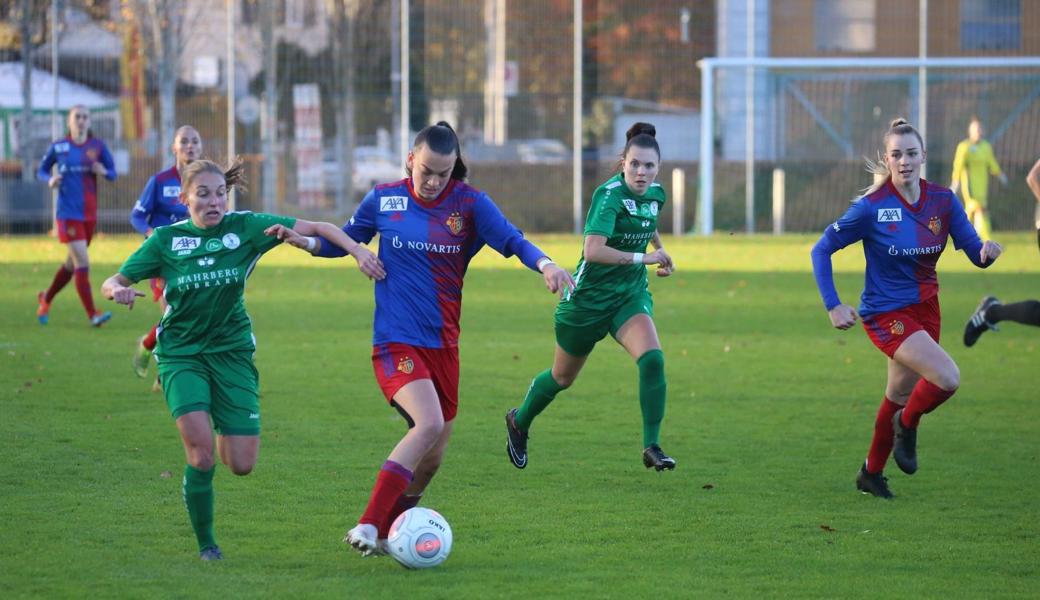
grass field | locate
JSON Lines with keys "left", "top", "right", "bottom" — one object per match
{"left": 2, "top": 233, "right": 1038, "bottom": 598}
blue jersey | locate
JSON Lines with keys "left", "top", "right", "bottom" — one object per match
{"left": 37, "top": 136, "right": 116, "bottom": 221}
{"left": 811, "top": 179, "right": 989, "bottom": 318}
{"left": 131, "top": 166, "right": 187, "bottom": 234}
{"left": 319, "top": 178, "right": 547, "bottom": 348}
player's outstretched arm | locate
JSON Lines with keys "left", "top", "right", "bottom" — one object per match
{"left": 264, "top": 221, "right": 385, "bottom": 280}
{"left": 102, "top": 273, "right": 146, "bottom": 309}
{"left": 583, "top": 235, "right": 669, "bottom": 267}
{"left": 534, "top": 257, "right": 575, "bottom": 299}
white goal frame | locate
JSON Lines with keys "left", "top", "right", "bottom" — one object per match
{"left": 696, "top": 56, "right": 1040, "bottom": 235}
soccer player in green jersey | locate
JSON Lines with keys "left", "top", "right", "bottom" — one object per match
{"left": 505, "top": 122, "right": 678, "bottom": 471}
{"left": 102, "top": 159, "right": 384, "bottom": 560}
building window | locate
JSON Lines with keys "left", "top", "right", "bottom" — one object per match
{"left": 285, "top": 0, "right": 316, "bottom": 28}
{"left": 814, "top": 0, "right": 876, "bottom": 53}
{"left": 240, "top": 0, "right": 258, "bottom": 26}
{"left": 961, "top": 0, "right": 1020, "bottom": 50}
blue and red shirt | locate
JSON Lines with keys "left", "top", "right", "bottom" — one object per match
{"left": 131, "top": 166, "right": 187, "bottom": 235}
{"left": 318, "top": 178, "right": 547, "bottom": 349}
{"left": 811, "top": 178, "right": 989, "bottom": 318}
{"left": 37, "top": 136, "right": 116, "bottom": 221}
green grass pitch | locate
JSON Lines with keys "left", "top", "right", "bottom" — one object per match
{"left": 1, "top": 233, "right": 1038, "bottom": 598}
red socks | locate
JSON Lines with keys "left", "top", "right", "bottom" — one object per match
{"left": 901, "top": 379, "right": 956, "bottom": 429}
{"left": 379, "top": 494, "right": 421, "bottom": 538}
{"left": 73, "top": 267, "right": 98, "bottom": 317}
{"left": 44, "top": 266, "right": 74, "bottom": 303}
{"left": 358, "top": 461, "right": 413, "bottom": 528}
{"left": 866, "top": 397, "right": 902, "bottom": 474}
{"left": 142, "top": 324, "right": 159, "bottom": 351}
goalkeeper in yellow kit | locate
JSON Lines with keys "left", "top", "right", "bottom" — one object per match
{"left": 951, "top": 118, "right": 1006, "bottom": 240}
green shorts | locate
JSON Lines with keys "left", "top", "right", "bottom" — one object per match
{"left": 157, "top": 350, "right": 261, "bottom": 436}
{"left": 554, "top": 290, "right": 654, "bottom": 357}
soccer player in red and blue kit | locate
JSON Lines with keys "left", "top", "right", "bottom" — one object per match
{"left": 811, "top": 118, "right": 1003, "bottom": 499}
{"left": 273, "top": 122, "right": 574, "bottom": 556}
{"left": 130, "top": 126, "right": 199, "bottom": 380}
{"left": 35, "top": 105, "right": 117, "bottom": 327}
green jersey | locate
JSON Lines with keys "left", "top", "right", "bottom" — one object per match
{"left": 560, "top": 174, "right": 666, "bottom": 316}
{"left": 119, "top": 211, "right": 296, "bottom": 358}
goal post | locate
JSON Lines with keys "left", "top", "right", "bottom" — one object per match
{"left": 697, "top": 56, "right": 1040, "bottom": 235}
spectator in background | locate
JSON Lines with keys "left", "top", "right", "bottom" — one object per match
{"left": 951, "top": 117, "right": 1006, "bottom": 240}
{"left": 35, "top": 104, "right": 117, "bottom": 327}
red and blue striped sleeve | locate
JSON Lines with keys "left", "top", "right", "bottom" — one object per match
{"left": 811, "top": 199, "right": 869, "bottom": 310}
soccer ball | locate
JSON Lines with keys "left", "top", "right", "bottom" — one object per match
{"left": 386, "top": 507, "right": 453, "bottom": 569}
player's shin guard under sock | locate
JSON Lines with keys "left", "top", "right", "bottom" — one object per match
{"left": 378, "top": 493, "right": 422, "bottom": 538}
{"left": 143, "top": 323, "right": 159, "bottom": 351}
{"left": 183, "top": 465, "right": 217, "bottom": 551}
{"left": 866, "top": 397, "right": 901, "bottom": 474}
{"left": 987, "top": 300, "right": 1040, "bottom": 327}
{"left": 44, "top": 265, "right": 74, "bottom": 303}
{"left": 637, "top": 349, "right": 667, "bottom": 448}
{"left": 515, "top": 369, "right": 566, "bottom": 431}
{"left": 902, "top": 379, "right": 956, "bottom": 428}
{"left": 73, "top": 267, "right": 98, "bottom": 317}
{"left": 358, "top": 461, "right": 413, "bottom": 528}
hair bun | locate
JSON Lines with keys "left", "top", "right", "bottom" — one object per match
{"left": 435, "top": 121, "right": 456, "bottom": 132}
{"left": 889, "top": 118, "right": 909, "bottom": 128}
{"left": 626, "top": 122, "right": 656, "bottom": 141}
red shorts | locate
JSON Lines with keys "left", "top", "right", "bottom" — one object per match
{"left": 150, "top": 278, "right": 166, "bottom": 302}
{"left": 372, "top": 343, "right": 460, "bottom": 422}
{"left": 56, "top": 219, "right": 96, "bottom": 244}
{"left": 862, "top": 295, "right": 941, "bottom": 358}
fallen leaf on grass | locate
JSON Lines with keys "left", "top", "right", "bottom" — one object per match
{"left": 819, "top": 524, "right": 836, "bottom": 532}
{"left": 702, "top": 484, "right": 714, "bottom": 490}
{"left": 160, "top": 471, "right": 172, "bottom": 479}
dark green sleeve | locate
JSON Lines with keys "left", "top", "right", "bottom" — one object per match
{"left": 584, "top": 187, "right": 619, "bottom": 237}
{"left": 118, "top": 234, "right": 162, "bottom": 283}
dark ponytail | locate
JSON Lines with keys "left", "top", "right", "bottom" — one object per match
{"left": 617, "top": 122, "right": 661, "bottom": 172}
{"left": 411, "top": 121, "right": 468, "bottom": 181}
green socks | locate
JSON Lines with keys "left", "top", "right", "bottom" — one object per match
{"left": 637, "top": 350, "right": 667, "bottom": 447}
{"left": 515, "top": 369, "right": 566, "bottom": 431}
{"left": 183, "top": 465, "right": 216, "bottom": 551}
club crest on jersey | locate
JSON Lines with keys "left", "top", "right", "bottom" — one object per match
{"left": 205, "top": 239, "right": 223, "bottom": 252}
{"left": 172, "top": 237, "right": 201, "bottom": 251}
{"left": 649, "top": 202, "right": 659, "bottom": 216}
{"left": 622, "top": 199, "right": 638, "bottom": 215}
{"left": 889, "top": 320, "right": 905, "bottom": 336}
{"left": 222, "top": 233, "right": 240, "bottom": 249}
{"left": 928, "top": 216, "right": 942, "bottom": 236}
{"left": 446, "top": 212, "right": 464, "bottom": 236}
{"left": 397, "top": 357, "right": 414, "bottom": 374}
{"left": 878, "top": 208, "right": 902, "bottom": 222}
{"left": 380, "top": 196, "right": 408, "bottom": 212}
{"left": 86, "top": 148, "right": 99, "bottom": 161}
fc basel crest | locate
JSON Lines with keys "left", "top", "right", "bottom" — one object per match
{"left": 927, "top": 216, "right": 942, "bottom": 236}
{"left": 397, "top": 356, "right": 414, "bottom": 375}
{"left": 889, "top": 320, "right": 905, "bottom": 336}
{"left": 446, "top": 212, "right": 464, "bottom": 236}
{"left": 86, "top": 148, "right": 99, "bottom": 162}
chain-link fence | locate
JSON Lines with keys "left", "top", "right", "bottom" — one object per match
{"left": 2, "top": 1, "right": 1037, "bottom": 236}
{"left": 0, "top": 0, "right": 712, "bottom": 235}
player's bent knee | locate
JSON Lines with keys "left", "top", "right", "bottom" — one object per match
{"left": 637, "top": 349, "right": 665, "bottom": 377}
{"left": 228, "top": 462, "right": 254, "bottom": 476}
{"left": 187, "top": 452, "right": 215, "bottom": 471}
{"left": 933, "top": 366, "right": 960, "bottom": 392}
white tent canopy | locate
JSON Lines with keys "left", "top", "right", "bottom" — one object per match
{"left": 0, "top": 62, "right": 116, "bottom": 110}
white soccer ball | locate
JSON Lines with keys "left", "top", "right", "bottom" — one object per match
{"left": 386, "top": 507, "right": 453, "bottom": 569}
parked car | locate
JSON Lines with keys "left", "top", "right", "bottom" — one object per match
{"left": 323, "top": 146, "right": 403, "bottom": 195}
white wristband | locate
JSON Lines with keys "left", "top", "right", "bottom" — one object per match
{"left": 631, "top": 252, "right": 644, "bottom": 265}
{"left": 536, "top": 257, "right": 555, "bottom": 272}
{"left": 305, "top": 236, "right": 317, "bottom": 252}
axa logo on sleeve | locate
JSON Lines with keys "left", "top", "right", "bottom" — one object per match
{"left": 163, "top": 186, "right": 182, "bottom": 198}
{"left": 877, "top": 208, "right": 902, "bottom": 222}
{"left": 380, "top": 196, "right": 409, "bottom": 212}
